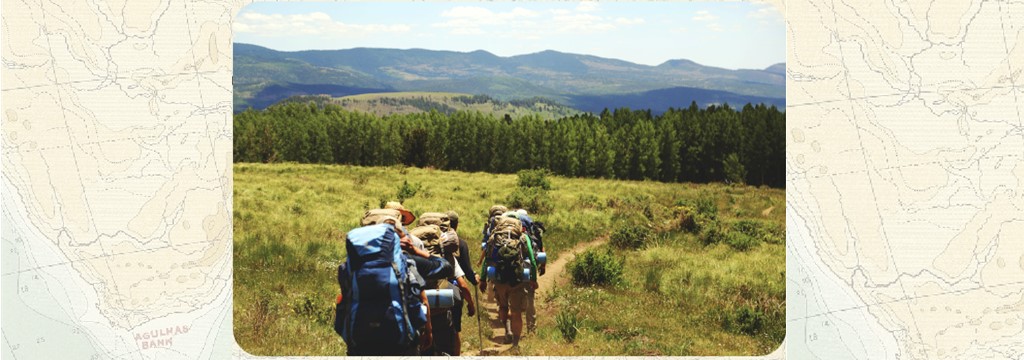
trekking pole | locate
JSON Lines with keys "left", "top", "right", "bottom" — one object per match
{"left": 475, "top": 284, "right": 483, "bottom": 352}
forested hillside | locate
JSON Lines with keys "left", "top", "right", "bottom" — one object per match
{"left": 233, "top": 102, "right": 785, "bottom": 187}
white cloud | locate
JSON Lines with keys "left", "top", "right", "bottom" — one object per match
{"left": 233, "top": 11, "right": 411, "bottom": 37}
{"left": 576, "top": 1, "right": 600, "bottom": 13}
{"left": 692, "top": 10, "right": 718, "bottom": 22}
{"left": 553, "top": 13, "right": 615, "bottom": 33}
{"left": 706, "top": 23, "right": 723, "bottom": 32}
{"left": 441, "top": 6, "right": 496, "bottom": 18}
{"left": 615, "top": 17, "right": 645, "bottom": 25}
{"left": 434, "top": 3, "right": 620, "bottom": 36}
{"left": 433, "top": 6, "right": 540, "bottom": 34}
{"left": 747, "top": 7, "right": 782, "bottom": 21}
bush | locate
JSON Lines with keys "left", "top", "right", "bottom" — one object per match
{"left": 570, "top": 249, "right": 624, "bottom": 287}
{"left": 516, "top": 169, "right": 552, "bottom": 190}
{"left": 724, "top": 305, "right": 765, "bottom": 335}
{"left": 396, "top": 180, "right": 421, "bottom": 202}
{"left": 700, "top": 220, "right": 726, "bottom": 246}
{"left": 556, "top": 308, "right": 582, "bottom": 342}
{"left": 695, "top": 192, "right": 718, "bottom": 220}
{"left": 507, "top": 186, "right": 554, "bottom": 214}
{"left": 610, "top": 225, "right": 653, "bottom": 250}
{"left": 724, "top": 231, "right": 758, "bottom": 251}
{"left": 676, "top": 206, "right": 699, "bottom": 233}
{"left": 732, "top": 219, "right": 784, "bottom": 245}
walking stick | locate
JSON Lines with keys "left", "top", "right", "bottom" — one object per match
{"left": 475, "top": 283, "right": 483, "bottom": 352}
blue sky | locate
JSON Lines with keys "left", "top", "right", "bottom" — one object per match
{"left": 234, "top": 2, "right": 784, "bottom": 70}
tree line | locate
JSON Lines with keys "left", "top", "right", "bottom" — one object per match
{"left": 233, "top": 101, "right": 785, "bottom": 187}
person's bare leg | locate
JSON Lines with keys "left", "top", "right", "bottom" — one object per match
{"left": 454, "top": 332, "right": 461, "bottom": 355}
{"left": 509, "top": 311, "right": 524, "bottom": 347}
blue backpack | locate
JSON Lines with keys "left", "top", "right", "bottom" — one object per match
{"left": 335, "top": 223, "right": 428, "bottom": 350}
{"left": 518, "top": 214, "right": 544, "bottom": 251}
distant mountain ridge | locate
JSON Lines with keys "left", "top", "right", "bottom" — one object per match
{"left": 234, "top": 43, "right": 785, "bottom": 113}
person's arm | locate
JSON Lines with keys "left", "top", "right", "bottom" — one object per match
{"left": 409, "top": 253, "right": 453, "bottom": 281}
{"left": 457, "top": 239, "right": 478, "bottom": 286}
{"left": 455, "top": 276, "right": 475, "bottom": 316}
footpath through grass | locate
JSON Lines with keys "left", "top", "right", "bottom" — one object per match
{"left": 233, "top": 162, "right": 784, "bottom": 356}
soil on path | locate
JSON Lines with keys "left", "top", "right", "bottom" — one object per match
{"left": 465, "top": 237, "right": 607, "bottom": 356}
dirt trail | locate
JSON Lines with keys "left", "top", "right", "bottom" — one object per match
{"left": 466, "top": 237, "right": 607, "bottom": 356}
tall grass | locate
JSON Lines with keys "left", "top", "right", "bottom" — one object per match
{"left": 233, "top": 163, "right": 784, "bottom": 355}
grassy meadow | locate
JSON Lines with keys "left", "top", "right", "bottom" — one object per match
{"left": 233, "top": 162, "right": 785, "bottom": 356}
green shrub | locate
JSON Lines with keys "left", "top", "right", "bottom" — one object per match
{"left": 724, "top": 231, "right": 758, "bottom": 251}
{"left": 507, "top": 186, "right": 554, "bottom": 214}
{"left": 695, "top": 192, "right": 718, "bottom": 220}
{"left": 676, "top": 206, "right": 699, "bottom": 233}
{"left": 396, "top": 180, "right": 421, "bottom": 202}
{"left": 570, "top": 249, "right": 624, "bottom": 287}
{"left": 291, "top": 294, "right": 333, "bottom": 325}
{"left": 732, "top": 219, "right": 784, "bottom": 244}
{"left": 556, "top": 308, "right": 582, "bottom": 342}
{"left": 610, "top": 225, "right": 653, "bottom": 250}
{"left": 700, "top": 220, "right": 726, "bottom": 246}
{"left": 724, "top": 305, "right": 765, "bottom": 335}
{"left": 516, "top": 169, "right": 552, "bottom": 190}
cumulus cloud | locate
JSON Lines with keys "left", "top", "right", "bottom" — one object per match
{"left": 434, "top": 4, "right": 622, "bottom": 36}
{"left": 233, "top": 11, "right": 410, "bottom": 37}
{"left": 433, "top": 6, "right": 541, "bottom": 34}
{"left": 553, "top": 13, "right": 614, "bottom": 33}
{"left": 576, "top": 1, "right": 600, "bottom": 13}
{"left": 615, "top": 17, "right": 645, "bottom": 25}
{"left": 692, "top": 10, "right": 718, "bottom": 22}
{"left": 747, "top": 6, "right": 783, "bottom": 25}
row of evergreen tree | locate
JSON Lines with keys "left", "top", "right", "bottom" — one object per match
{"left": 233, "top": 102, "right": 785, "bottom": 187}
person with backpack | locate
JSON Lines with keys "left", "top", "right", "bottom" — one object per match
{"left": 414, "top": 213, "right": 476, "bottom": 356}
{"left": 479, "top": 213, "right": 539, "bottom": 349}
{"left": 334, "top": 209, "right": 453, "bottom": 356}
{"left": 481, "top": 205, "right": 508, "bottom": 248}
{"left": 513, "top": 208, "right": 545, "bottom": 333}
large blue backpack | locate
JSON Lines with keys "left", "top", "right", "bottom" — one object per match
{"left": 335, "top": 223, "right": 428, "bottom": 350}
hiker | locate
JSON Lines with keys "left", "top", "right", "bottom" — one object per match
{"left": 478, "top": 205, "right": 508, "bottom": 301}
{"left": 481, "top": 205, "right": 508, "bottom": 248}
{"left": 513, "top": 208, "right": 545, "bottom": 333}
{"left": 479, "top": 213, "right": 539, "bottom": 348}
{"left": 447, "top": 210, "right": 479, "bottom": 355}
{"left": 415, "top": 213, "right": 476, "bottom": 356}
{"left": 335, "top": 208, "right": 454, "bottom": 356}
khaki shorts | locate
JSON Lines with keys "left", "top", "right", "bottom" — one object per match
{"left": 492, "top": 282, "right": 528, "bottom": 313}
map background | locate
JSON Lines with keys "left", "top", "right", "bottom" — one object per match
{"left": 2, "top": 0, "right": 1022, "bottom": 359}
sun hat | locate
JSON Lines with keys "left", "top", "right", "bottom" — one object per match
{"left": 384, "top": 201, "right": 417, "bottom": 226}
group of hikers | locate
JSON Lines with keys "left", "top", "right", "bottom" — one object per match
{"left": 333, "top": 201, "right": 546, "bottom": 356}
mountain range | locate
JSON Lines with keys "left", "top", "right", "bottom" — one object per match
{"left": 233, "top": 43, "right": 785, "bottom": 114}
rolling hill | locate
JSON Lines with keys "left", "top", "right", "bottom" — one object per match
{"left": 276, "top": 92, "right": 581, "bottom": 120}
{"left": 233, "top": 43, "right": 785, "bottom": 114}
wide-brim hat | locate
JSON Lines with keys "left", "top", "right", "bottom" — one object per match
{"left": 384, "top": 201, "right": 416, "bottom": 226}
